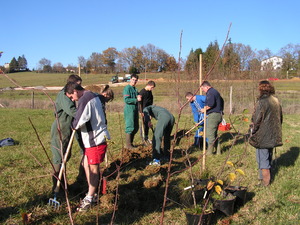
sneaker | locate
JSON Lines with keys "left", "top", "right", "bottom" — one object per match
{"left": 77, "top": 197, "right": 92, "bottom": 212}
{"left": 149, "top": 159, "right": 161, "bottom": 166}
{"left": 84, "top": 193, "right": 99, "bottom": 204}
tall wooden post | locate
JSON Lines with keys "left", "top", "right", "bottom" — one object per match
{"left": 78, "top": 64, "right": 81, "bottom": 77}
{"left": 31, "top": 91, "right": 34, "bottom": 109}
{"left": 199, "top": 54, "right": 206, "bottom": 170}
{"left": 199, "top": 54, "right": 202, "bottom": 94}
{"left": 230, "top": 86, "right": 233, "bottom": 114}
{"left": 202, "top": 108, "right": 206, "bottom": 170}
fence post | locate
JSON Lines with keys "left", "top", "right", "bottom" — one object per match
{"left": 31, "top": 91, "right": 34, "bottom": 109}
{"left": 230, "top": 86, "right": 233, "bottom": 114}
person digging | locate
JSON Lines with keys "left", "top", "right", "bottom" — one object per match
{"left": 67, "top": 82, "right": 110, "bottom": 212}
{"left": 143, "top": 105, "right": 175, "bottom": 166}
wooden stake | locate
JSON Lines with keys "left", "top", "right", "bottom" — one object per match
{"left": 230, "top": 86, "right": 233, "bottom": 114}
{"left": 199, "top": 54, "right": 203, "bottom": 95}
{"left": 202, "top": 108, "right": 206, "bottom": 170}
{"left": 31, "top": 91, "right": 34, "bottom": 109}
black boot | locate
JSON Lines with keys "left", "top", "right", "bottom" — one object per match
{"left": 130, "top": 133, "right": 136, "bottom": 147}
{"left": 69, "top": 163, "right": 88, "bottom": 194}
{"left": 52, "top": 164, "right": 61, "bottom": 193}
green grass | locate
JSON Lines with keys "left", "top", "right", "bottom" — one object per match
{"left": 0, "top": 77, "right": 300, "bottom": 224}
{"left": 0, "top": 108, "right": 299, "bottom": 224}
{"left": 1, "top": 73, "right": 300, "bottom": 115}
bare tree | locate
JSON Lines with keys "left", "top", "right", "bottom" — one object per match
{"left": 53, "top": 62, "right": 66, "bottom": 73}
{"left": 279, "top": 43, "right": 300, "bottom": 73}
{"left": 256, "top": 48, "right": 273, "bottom": 62}
{"left": 232, "top": 43, "right": 255, "bottom": 71}
{"left": 119, "top": 46, "right": 143, "bottom": 73}
{"left": 140, "top": 43, "right": 158, "bottom": 72}
{"left": 88, "top": 52, "right": 103, "bottom": 73}
{"left": 38, "top": 58, "right": 52, "bottom": 73}
{"left": 102, "top": 47, "right": 119, "bottom": 73}
{"left": 166, "top": 55, "right": 178, "bottom": 72}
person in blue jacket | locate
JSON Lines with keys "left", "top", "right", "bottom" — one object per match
{"left": 185, "top": 92, "right": 206, "bottom": 148}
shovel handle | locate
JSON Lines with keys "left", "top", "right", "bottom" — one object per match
{"left": 53, "top": 129, "right": 76, "bottom": 193}
{"left": 184, "top": 118, "right": 205, "bottom": 135}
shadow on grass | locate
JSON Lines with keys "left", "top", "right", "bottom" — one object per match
{"left": 1, "top": 139, "right": 255, "bottom": 224}
{"left": 219, "top": 132, "right": 247, "bottom": 153}
{"left": 0, "top": 206, "right": 18, "bottom": 224}
{"left": 0, "top": 193, "right": 64, "bottom": 224}
{"left": 272, "top": 146, "right": 299, "bottom": 180}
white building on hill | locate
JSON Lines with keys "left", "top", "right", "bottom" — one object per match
{"left": 261, "top": 56, "right": 283, "bottom": 70}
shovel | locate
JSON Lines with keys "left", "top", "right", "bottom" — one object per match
{"left": 48, "top": 129, "right": 76, "bottom": 209}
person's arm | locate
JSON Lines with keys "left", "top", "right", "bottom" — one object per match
{"left": 57, "top": 90, "right": 77, "bottom": 117}
{"left": 138, "top": 89, "right": 146, "bottom": 112}
{"left": 191, "top": 103, "right": 199, "bottom": 122}
{"left": 251, "top": 101, "right": 263, "bottom": 134}
{"left": 200, "top": 94, "right": 213, "bottom": 113}
{"left": 200, "top": 105, "right": 211, "bottom": 113}
{"left": 123, "top": 86, "right": 138, "bottom": 105}
{"left": 143, "top": 107, "right": 152, "bottom": 128}
{"left": 72, "top": 98, "right": 91, "bottom": 130}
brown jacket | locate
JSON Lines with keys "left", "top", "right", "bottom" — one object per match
{"left": 249, "top": 94, "right": 283, "bottom": 149}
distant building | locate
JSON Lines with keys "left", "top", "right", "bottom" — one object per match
{"left": 261, "top": 56, "right": 283, "bottom": 70}
{"left": 4, "top": 63, "right": 9, "bottom": 69}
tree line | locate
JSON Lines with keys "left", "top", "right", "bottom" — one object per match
{"left": 2, "top": 41, "right": 300, "bottom": 79}
{"left": 34, "top": 44, "right": 178, "bottom": 75}
{"left": 2, "top": 55, "right": 29, "bottom": 73}
{"left": 185, "top": 40, "right": 300, "bottom": 80}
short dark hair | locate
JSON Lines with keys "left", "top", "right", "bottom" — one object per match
{"left": 67, "top": 74, "right": 82, "bottom": 83}
{"left": 147, "top": 80, "right": 156, "bottom": 87}
{"left": 201, "top": 81, "right": 211, "bottom": 87}
{"left": 185, "top": 92, "right": 193, "bottom": 98}
{"left": 65, "top": 82, "right": 84, "bottom": 94}
{"left": 131, "top": 74, "right": 139, "bottom": 80}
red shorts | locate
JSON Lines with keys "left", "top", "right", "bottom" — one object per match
{"left": 84, "top": 143, "right": 107, "bottom": 165}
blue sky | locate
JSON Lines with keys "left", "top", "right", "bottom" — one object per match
{"left": 1, "top": 0, "right": 299, "bottom": 70}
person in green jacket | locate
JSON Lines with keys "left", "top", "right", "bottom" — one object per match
{"left": 123, "top": 74, "right": 141, "bottom": 149}
{"left": 143, "top": 105, "right": 175, "bottom": 165}
{"left": 50, "top": 75, "right": 84, "bottom": 192}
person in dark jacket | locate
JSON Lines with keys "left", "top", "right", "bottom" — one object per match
{"left": 200, "top": 81, "right": 224, "bottom": 155}
{"left": 139, "top": 80, "right": 156, "bottom": 142}
{"left": 50, "top": 75, "right": 84, "bottom": 192}
{"left": 143, "top": 105, "right": 175, "bottom": 165}
{"left": 249, "top": 80, "right": 283, "bottom": 186}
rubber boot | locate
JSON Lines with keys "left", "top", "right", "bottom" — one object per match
{"left": 261, "top": 169, "right": 271, "bottom": 186}
{"left": 130, "top": 133, "right": 136, "bottom": 147}
{"left": 70, "top": 163, "right": 88, "bottom": 194}
{"left": 206, "top": 145, "right": 213, "bottom": 155}
{"left": 52, "top": 164, "right": 67, "bottom": 195}
{"left": 52, "top": 164, "right": 61, "bottom": 192}
{"left": 125, "top": 133, "right": 134, "bottom": 149}
{"left": 52, "top": 172, "right": 59, "bottom": 193}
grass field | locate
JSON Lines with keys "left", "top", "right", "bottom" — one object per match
{"left": 0, "top": 73, "right": 299, "bottom": 224}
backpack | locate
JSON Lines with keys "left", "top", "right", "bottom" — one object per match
{"left": 0, "top": 138, "right": 15, "bottom": 147}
